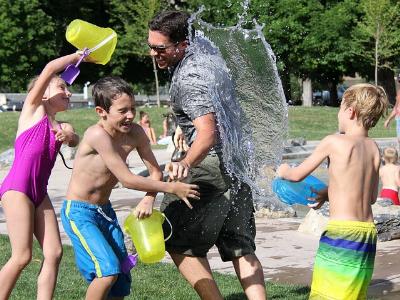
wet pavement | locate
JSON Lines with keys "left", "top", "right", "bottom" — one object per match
{"left": 1, "top": 143, "right": 400, "bottom": 299}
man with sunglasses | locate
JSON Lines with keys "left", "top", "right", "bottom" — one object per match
{"left": 148, "top": 11, "right": 266, "bottom": 300}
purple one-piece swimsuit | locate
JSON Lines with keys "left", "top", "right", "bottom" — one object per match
{"left": 0, "top": 115, "right": 61, "bottom": 207}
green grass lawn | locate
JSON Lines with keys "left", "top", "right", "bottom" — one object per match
{"left": 0, "top": 235, "right": 309, "bottom": 299}
{"left": 289, "top": 106, "right": 396, "bottom": 141}
{"left": 0, "top": 106, "right": 396, "bottom": 153}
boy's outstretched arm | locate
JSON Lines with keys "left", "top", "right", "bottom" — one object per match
{"left": 277, "top": 136, "right": 332, "bottom": 181}
{"left": 88, "top": 127, "right": 200, "bottom": 202}
{"left": 134, "top": 129, "right": 163, "bottom": 218}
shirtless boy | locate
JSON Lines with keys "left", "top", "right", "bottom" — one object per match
{"left": 61, "top": 76, "right": 199, "bottom": 300}
{"left": 379, "top": 147, "right": 400, "bottom": 205}
{"left": 277, "top": 83, "right": 388, "bottom": 299}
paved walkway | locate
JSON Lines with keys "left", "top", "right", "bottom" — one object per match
{"left": 1, "top": 145, "right": 400, "bottom": 299}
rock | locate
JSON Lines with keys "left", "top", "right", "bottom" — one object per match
{"left": 298, "top": 199, "right": 400, "bottom": 242}
{"left": 255, "top": 206, "right": 296, "bottom": 219}
{"left": 298, "top": 208, "right": 329, "bottom": 237}
{"left": 374, "top": 199, "right": 400, "bottom": 241}
{"left": 290, "top": 137, "right": 307, "bottom": 146}
{"left": 59, "top": 144, "right": 77, "bottom": 160}
{"left": 0, "top": 149, "right": 14, "bottom": 169}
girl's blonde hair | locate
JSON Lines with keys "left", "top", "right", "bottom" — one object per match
{"left": 27, "top": 75, "right": 59, "bottom": 92}
{"left": 342, "top": 83, "right": 388, "bottom": 130}
{"left": 383, "top": 147, "right": 398, "bottom": 164}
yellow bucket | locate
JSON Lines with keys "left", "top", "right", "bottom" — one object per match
{"left": 65, "top": 19, "right": 117, "bottom": 65}
{"left": 124, "top": 210, "right": 172, "bottom": 264}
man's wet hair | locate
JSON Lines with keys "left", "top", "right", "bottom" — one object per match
{"left": 149, "top": 11, "right": 193, "bottom": 43}
{"left": 92, "top": 76, "right": 134, "bottom": 112}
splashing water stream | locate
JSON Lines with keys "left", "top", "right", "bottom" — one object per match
{"left": 185, "top": 8, "right": 289, "bottom": 211}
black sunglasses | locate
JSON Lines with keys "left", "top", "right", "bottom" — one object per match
{"left": 147, "top": 42, "right": 178, "bottom": 53}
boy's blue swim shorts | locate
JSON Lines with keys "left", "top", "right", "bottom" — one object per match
{"left": 61, "top": 200, "right": 131, "bottom": 297}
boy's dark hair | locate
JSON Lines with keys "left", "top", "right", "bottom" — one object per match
{"left": 149, "top": 11, "right": 191, "bottom": 43}
{"left": 92, "top": 76, "right": 134, "bottom": 112}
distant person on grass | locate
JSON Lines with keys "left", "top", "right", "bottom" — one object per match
{"left": 0, "top": 53, "right": 82, "bottom": 300}
{"left": 137, "top": 110, "right": 157, "bottom": 145}
{"left": 60, "top": 76, "right": 199, "bottom": 300}
{"left": 277, "top": 83, "right": 388, "bottom": 299}
{"left": 379, "top": 147, "right": 400, "bottom": 205}
{"left": 384, "top": 76, "right": 400, "bottom": 150}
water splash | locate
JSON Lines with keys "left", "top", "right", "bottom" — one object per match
{"left": 186, "top": 10, "right": 288, "bottom": 210}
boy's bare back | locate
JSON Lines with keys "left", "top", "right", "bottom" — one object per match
{"left": 323, "top": 134, "right": 380, "bottom": 222}
{"left": 278, "top": 83, "right": 388, "bottom": 222}
{"left": 379, "top": 163, "right": 400, "bottom": 190}
{"left": 66, "top": 122, "right": 154, "bottom": 204}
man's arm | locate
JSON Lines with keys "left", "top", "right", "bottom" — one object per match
{"left": 167, "top": 113, "right": 216, "bottom": 181}
{"left": 182, "top": 113, "right": 216, "bottom": 167}
{"left": 277, "top": 135, "right": 332, "bottom": 181}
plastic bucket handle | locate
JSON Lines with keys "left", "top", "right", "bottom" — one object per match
{"left": 88, "top": 32, "right": 117, "bottom": 54}
{"left": 162, "top": 213, "right": 173, "bottom": 242}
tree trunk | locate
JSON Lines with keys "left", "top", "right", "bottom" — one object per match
{"left": 375, "top": 25, "right": 380, "bottom": 85}
{"left": 280, "top": 69, "right": 291, "bottom": 103}
{"left": 378, "top": 68, "right": 396, "bottom": 105}
{"left": 328, "top": 81, "right": 339, "bottom": 107}
{"left": 152, "top": 56, "right": 160, "bottom": 107}
{"left": 302, "top": 78, "right": 312, "bottom": 107}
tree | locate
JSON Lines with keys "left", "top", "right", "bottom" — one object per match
{"left": 250, "top": 0, "right": 321, "bottom": 103}
{"left": 186, "top": 0, "right": 320, "bottom": 103}
{"left": 43, "top": 0, "right": 112, "bottom": 89}
{"left": 302, "top": 0, "right": 360, "bottom": 106}
{"left": 0, "top": 0, "right": 56, "bottom": 92}
{"left": 352, "top": 0, "right": 400, "bottom": 102}
{"left": 108, "top": 0, "right": 168, "bottom": 95}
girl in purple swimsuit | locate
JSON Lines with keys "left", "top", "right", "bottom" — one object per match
{"left": 0, "top": 53, "right": 84, "bottom": 299}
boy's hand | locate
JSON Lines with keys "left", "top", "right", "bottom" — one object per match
{"left": 171, "top": 182, "right": 200, "bottom": 209}
{"left": 307, "top": 187, "right": 328, "bottom": 210}
{"left": 384, "top": 119, "right": 390, "bottom": 128}
{"left": 276, "top": 163, "right": 290, "bottom": 178}
{"left": 134, "top": 196, "right": 155, "bottom": 219}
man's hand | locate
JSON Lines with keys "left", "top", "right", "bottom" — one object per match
{"left": 173, "top": 126, "right": 189, "bottom": 152}
{"left": 384, "top": 119, "right": 391, "bottom": 128}
{"left": 307, "top": 187, "right": 328, "bottom": 210}
{"left": 134, "top": 196, "right": 155, "bottom": 219}
{"left": 165, "top": 160, "right": 190, "bottom": 181}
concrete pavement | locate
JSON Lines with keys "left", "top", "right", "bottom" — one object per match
{"left": 1, "top": 146, "right": 400, "bottom": 299}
